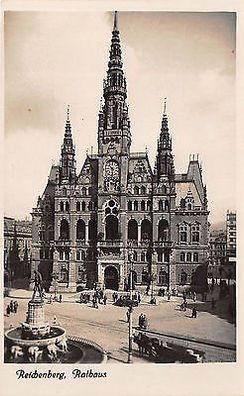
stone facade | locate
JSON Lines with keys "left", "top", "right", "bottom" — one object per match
{"left": 31, "top": 13, "right": 209, "bottom": 292}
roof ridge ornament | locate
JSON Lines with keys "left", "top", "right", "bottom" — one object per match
{"left": 113, "top": 11, "right": 118, "bottom": 31}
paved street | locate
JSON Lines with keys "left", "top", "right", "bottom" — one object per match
{"left": 4, "top": 287, "right": 236, "bottom": 363}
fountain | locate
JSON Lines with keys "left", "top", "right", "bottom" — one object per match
{"left": 4, "top": 271, "right": 106, "bottom": 363}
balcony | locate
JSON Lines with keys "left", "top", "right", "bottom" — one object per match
{"left": 154, "top": 241, "right": 173, "bottom": 248}
{"left": 55, "top": 239, "right": 71, "bottom": 247}
{"left": 97, "top": 240, "right": 124, "bottom": 248}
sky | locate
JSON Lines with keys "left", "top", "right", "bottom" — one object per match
{"left": 4, "top": 11, "right": 236, "bottom": 226}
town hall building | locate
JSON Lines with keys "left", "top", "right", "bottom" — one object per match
{"left": 31, "top": 13, "right": 209, "bottom": 293}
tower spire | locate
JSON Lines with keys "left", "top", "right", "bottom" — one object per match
{"left": 163, "top": 97, "right": 167, "bottom": 115}
{"left": 60, "top": 106, "right": 76, "bottom": 184}
{"left": 113, "top": 11, "right": 118, "bottom": 31}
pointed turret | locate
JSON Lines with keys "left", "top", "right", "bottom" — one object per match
{"left": 60, "top": 106, "right": 76, "bottom": 184}
{"left": 155, "top": 98, "right": 175, "bottom": 180}
{"left": 98, "top": 11, "right": 131, "bottom": 155}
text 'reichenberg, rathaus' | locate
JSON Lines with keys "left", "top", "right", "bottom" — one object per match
{"left": 31, "top": 13, "right": 209, "bottom": 293}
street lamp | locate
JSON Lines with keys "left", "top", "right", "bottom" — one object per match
{"left": 128, "top": 251, "right": 134, "bottom": 364}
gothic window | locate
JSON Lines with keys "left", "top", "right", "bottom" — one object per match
{"left": 65, "top": 202, "right": 69, "bottom": 212}
{"left": 147, "top": 200, "right": 152, "bottom": 211}
{"left": 158, "top": 219, "right": 169, "bottom": 241}
{"left": 179, "top": 224, "right": 188, "bottom": 243}
{"left": 88, "top": 201, "right": 93, "bottom": 211}
{"left": 48, "top": 226, "right": 54, "bottom": 240}
{"left": 164, "top": 252, "right": 169, "bottom": 262}
{"left": 82, "top": 201, "right": 86, "bottom": 211}
{"left": 76, "top": 251, "right": 81, "bottom": 261}
{"left": 134, "top": 201, "right": 138, "bottom": 211}
{"left": 193, "top": 252, "right": 199, "bottom": 262}
{"left": 141, "top": 200, "right": 145, "bottom": 211}
{"left": 146, "top": 251, "right": 151, "bottom": 262}
{"left": 88, "top": 187, "right": 93, "bottom": 195}
{"left": 127, "top": 201, "right": 132, "bottom": 211}
{"left": 81, "top": 250, "right": 85, "bottom": 260}
{"left": 76, "top": 202, "right": 80, "bottom": 211}
{"left": 162, "top": 185, "right": 167, "bottom": 194}
{"left": 82, "top": 187, "right": 87, "bottom": 196}
{"left": 65, "top": 251, "right": 69, "bottom": 261}
{"left": 165, "top": 200, "right": 169, "bottom": 211}
{"left": 60, "top": 201, "right": 64, "bottom": 211}
{"left": 181, "top": 271, "right": 187, "bottom": 285}
{"left": 158, "top": 252, "right": 163, "bottom": 262}
{"left": 60, "top": 264, "right": 68, "bottom": 282}
{"left": 128, "top": 219, "right": 138, "bottom": 240}
{"left": 88, "top": 219, "right": 97, "bottom": 241}
{"left": 141, "top": 219, "right": 152, "bottom": 240}
{"left": 133, "top": 251, "right": 138, "bottom": 261}
{"left": 187, "top": 203, "right": 192, "bottom": 210}
{"left": 180, "top": 198, "right": 185, "bottom": 208}
{"left": 180, "top": 252, "right": 185, "bottom": 262}
{"left": 192, "top": 224, "right": 200, "bottom": 243}
{"left": 60, "top": 219, "right": 69, "bottom": 240}
{"left": 76, "top": 219, "right": 85, "bottom": 240}
{"left": 141, "top": 186, "right": 146, "bottom": 195}
{"left": 187, "top": 252, "right": 192, "bottom": 262}
{"left": 105, "top": 215, "right": 118, "bottom": 240}
{"left": 134, "top": 186, "right": 139, "bottom": 195}
{"left": 59, "top": 251, "right": 64, "bottom": 261}
{"left": 159, "top": 200, "right": 163, "bottom": 211}
{"left": 141, "top": 252, "right": 146, "bottom": 262}
{"left": 158, "top": 270, "right": 168, "bottom": 285}
{"left": 40, "top": 250, "right": 44, "bottom": 260}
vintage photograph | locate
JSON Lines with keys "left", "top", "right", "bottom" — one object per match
{"left": 4, "top": 10, "right": 236, "bottom": 364}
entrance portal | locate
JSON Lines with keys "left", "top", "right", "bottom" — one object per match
{"left": 104, "top": 266, "right": 119, "bottom": 290}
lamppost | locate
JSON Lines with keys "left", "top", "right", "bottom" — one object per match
{"left": 128, "top": 251, "right": 133, "bottom": 364}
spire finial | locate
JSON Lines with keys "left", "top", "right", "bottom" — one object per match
{"left": 163, "top": 97, "right": 167, "bottom": 115}
{"left": 113, "top": 11, "right": 118, "bottom": 31}
{"left": 67, "top": 105, "right": 70, "bottom": 121}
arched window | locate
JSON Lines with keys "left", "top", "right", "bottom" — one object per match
{"left": 65, "top": 202, "right": 69, "bottom": 212}
{"left": 81, "top": 250, "right": 85, "bottom": 261}
{"left": 65, "top": 250, "right": 69, "bottom": 261}
{"left": 88, "top": 186, "right": 93, "bottom": 195}
{"left": 48, "top": 226, "right": 54, "bottom": 241}
{"left": 141, "top": 200, "right": 145, "bottom": 211}
{"left": 141, "top": 252, "right": 146, "bottom": 262}
{"left": 88, "top": 219, "right": 97, "bottom": 241}
{"left": 82, "top": 201, "right": 86, "bottom": 211}
{"left": 161, "top": 185, "right": 167, "bottom": 194}
{"left": 187, "top": 203, "right": 192, "bottom": 210}
{"left": 60, "top": 219, "right": 69, "bottom": 239}
{"left": 147, "top": 200, "right": 152, "bottom": 211}
{"left": 193, "top": 252, "right": 199, "bottom": 262}
{"left": 128, "top": 201, "right": 132, "bottom": 211}
{"left": 158, "top": 252, "right": 163, "bottom": 262}
{"left": 59, "top": 251, "right": 64, "bottom": 261}
{"left": 159, "top": 270, "right": 168, "bottom": 285}
{"left": 105, "top": 215, "right": 118, "bottom": 240}
{"left": 60, "top": 201, "right": 64, "bottom": 212}
{"left": 180, "top": 198, "right": 185, "bottom": 208}
{"left": 158, "top": 219, "right": 169, "bottom": 241}
{"left": 88, "top": 201, "right": 93, "bottom": 211}
{"left": 158, "top": 200, "right": 163, "bottom": 211}
{"left": 128, "top": 219, "right": 138, "bottom": 240}
{"left": 164, "top": 252, "right": 170, "bottom": 262}
{"left": 180, "top": 252, "right": 185, "bottom": 262}
{"left": 76, "top": 219, "right": 85, "bottom": 240}
{"left": 82, "top": 187, "right": 87, "bottom": 196}
{"left": 76, "top": 202, "right": 80, "bottom": 211}
{"left": 192, "top": 224, "right": 200, "bottom": 243}
{"left": 181, "top": 271, "right": 187, "bottom": 285}
{"left": 62, "top": 187, "right": 67, "bottom": 197}
{"left": 134, "top": 201, "right": 138, "bottom": 211}
{"left": 187, "top": 252, "right": 192, "bottom": 262}
{"left": 141, "top": 186, "right": 146, "bottom": 195}
{"left": 165, "top": 200, "right": 169, "bottom": 211}
{"left": 60, "top": 264, "right": 68, "bottom": 282}
{"left": 133, "top": 251, "right": 137, "bottom": 261}
{"left": 141, "top": 219, "right": 152, "bottom": 240}
{"left": 76, "top": 251, "right": 81, "bottom": 261}
{"left": 179, "top": 224, "right": 187, "bottom": 243}
{"left": 134, "top": 186, "right": 139, "bottom": 195}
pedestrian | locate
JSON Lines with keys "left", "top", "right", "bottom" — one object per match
{"left": 138, "top": 313, "right": 143, "bottom": 328}
{"left": 10, "top": 300, "right": 14, "bottom": 313}
{"left": 167, "top": 291, "right": 171, "bottom": 301}
{"left": 193, "top": 291, "right": 196, "bottom": 302}
{"left": 14, "top": 301, "right": 18, "bottom": 314}
{"left": 162, "top": 288, "right": 165, "bottom": 297}
{"left": 191, "top": 307, "right": 197, "bottom": 318}
{"left": 126, "top": 310, "right": 130, "bottom": 323}
{"left": 138, "top": 291, "right": 141, "bottom": 304}
{"left": 146, "top": 285, "right": 150, "bottom": 295}
{"left": 59, "top": 294, "right": 62, "bottom": 303}
{"left": 6, "top": 305, "right": 10, "bottom": 317}
{"left": 49, "top": 295, "right": 53, "bottom": 304}
{"left": 103, "top": 294, "right": 107, "bottom": 305}
{"left": 143, "top": 314, "right": 149, "bottom": 330}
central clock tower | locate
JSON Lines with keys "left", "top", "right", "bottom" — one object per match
{"left": 97, "top": 11, "right": 131, "bottom": 197}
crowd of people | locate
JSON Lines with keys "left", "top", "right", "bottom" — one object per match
{"left": 6, "top": 300, "right": 18, "bottom": 316}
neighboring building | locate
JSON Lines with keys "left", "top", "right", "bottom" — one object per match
{"left": 31, "top": 13, "right": 209, "bottom": 293}
{"left": 208, "top": 229, "right": 227, "bottom": 278}
{"left": 226, "top": 211, "right": 236, "bottom": 277}
{"left": 4, "top": 217, "right": 32, "bottom": 282}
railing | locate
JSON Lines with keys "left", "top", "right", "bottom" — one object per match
{"left": 97, "top": 240, "right": 123, "bottom": 248}
{"left": 154, "top": 241, "right": 173, "bottom": 248}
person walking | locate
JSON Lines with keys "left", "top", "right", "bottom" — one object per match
{"left": 103, "top": 294, "right": 107, "bottom": 305}
{"left": 167, "top": 291, "right": 171, "bottom": 301}
{"left": 193, "top": 291, "right": 197, "bottom": 302}
{"left": 10, "top": 300, "right": 14, "bottom": 313}
{"left": 191, "top": 307, "right": 197, "bottom": 318}
{"left": 138, "top": 313, "right": 143, "bottom": 328}
{"left": 14, "top": 301, "right": 18, "bottom": 314}
{"left": 59, "top": 294, "right": 62, "bottom": 303}
{"left": 6, "top": 305, "right": 10, "bottom": 317}
{"left": 138, "top": 291, "right": 141, "bottom": 304}
{"left": 126, "top": 310, "right": 130, "bottom": 323}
